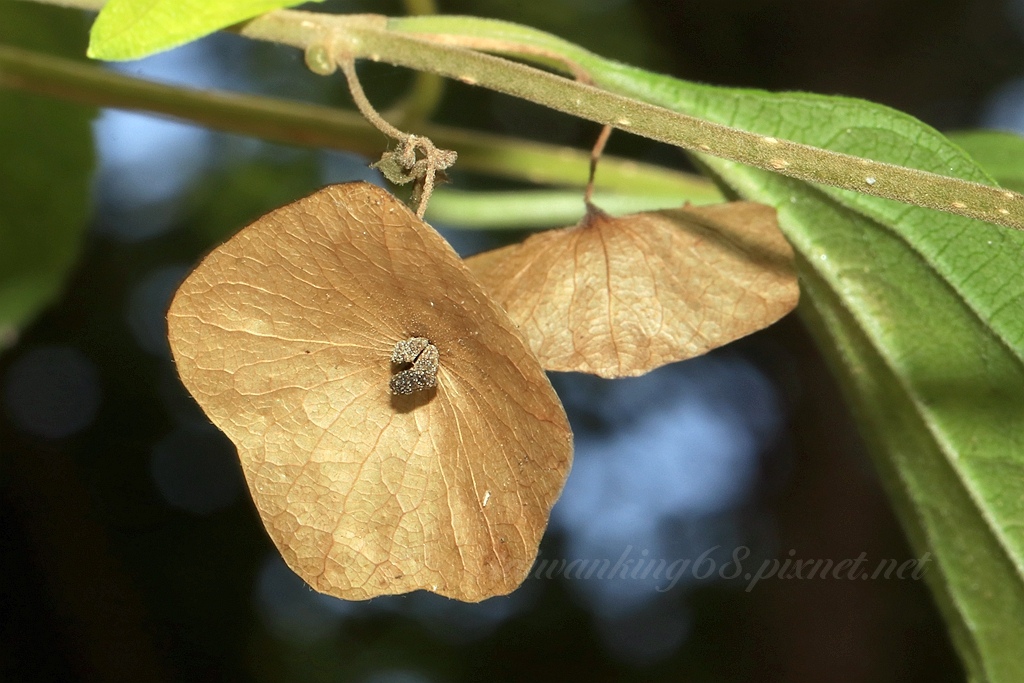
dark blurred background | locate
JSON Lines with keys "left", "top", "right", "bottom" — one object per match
{"left": 5, "top": 0, "right": 1024, "bottom": 680}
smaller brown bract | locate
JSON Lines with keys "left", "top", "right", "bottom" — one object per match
{"left": 466, "top": 201, "right": 798, "bottom": 377}
{"left": 389, "top": 337, "right": 439, "bottom": 395}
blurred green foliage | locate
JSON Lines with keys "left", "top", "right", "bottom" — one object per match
{"left": 0, "top": 3, "right": 94, "bottom": 350}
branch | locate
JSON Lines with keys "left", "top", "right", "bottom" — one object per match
{"left": 0, "top": 43, "right": 714, "bottom": 201}
{"left": 298, "top": 15, "right": 1023, "bottom": 231}
{"left": 14, "top": 0, "right": 1024, "bottom": 230}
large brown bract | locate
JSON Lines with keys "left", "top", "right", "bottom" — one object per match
{"left": 167, "top": 182, "right": 573, "bottom": 602}
{"left": 466, "top": 203, "right": 798, "bottom": 377}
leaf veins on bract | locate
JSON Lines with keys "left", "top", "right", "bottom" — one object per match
{"left": 167, "top": 181, "right": 573, "bottom": 602}
{"left": 466, "top": 202, "right": 798, "bottom": 378}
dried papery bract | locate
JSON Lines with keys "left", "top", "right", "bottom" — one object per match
{"left": 167, "top": 182, "right": 572, "bottom": 602}
{"left": 466, "top": 203, "right": 798, "bottom": 377}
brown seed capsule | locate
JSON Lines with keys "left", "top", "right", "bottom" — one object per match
{"left": 389, "top": 337, "right": 439, "bottom": 395}
{"left": 391, "top": 337, "right": 430, "bottom": 365}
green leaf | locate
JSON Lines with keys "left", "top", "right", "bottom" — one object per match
{"left": 609, "top": 77, "right": 1024, "bottom": 683}
{"left": 394, "top": 17, "right": 1024, "bottom": 680}
{"left": 88, "top": 0, "right": 323, "bottom": 61}
{"left": 0, "top": 3, "right": 95, "bottom": 351}
{"left": 601, "top": 44, "right": 1024, "bottom": 683}
{"left": 949, "top": 129, "right": 1024, "bottom": 194}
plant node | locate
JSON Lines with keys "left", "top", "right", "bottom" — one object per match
{"left": 306, "top": 38, "right": 456, "bottom": 218}
{"left": 371, "top": 136, "right": 457, "bottom": 214}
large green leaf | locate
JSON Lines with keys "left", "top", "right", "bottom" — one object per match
{"left": 607, "top": 56, "right": 1024, "bottom": 683}
{"left": 609, "top": 45, "right": 1024, "bottom": 683}
{"left": 394, "top": 17, "right": 1024, "bottom": 680}
{"left": 949, "top": 129, "right": 1024, "bottom": 194}
{"left": 0, "top": 3, "right": 95, "bottom": 350}
{"left": 88, "top": 0, "right": 325, "bottom": 61}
